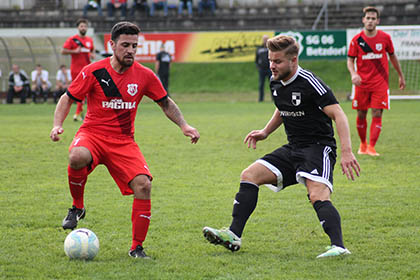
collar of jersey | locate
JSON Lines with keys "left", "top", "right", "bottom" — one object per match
{"left": 280, "top": 66, "right": 301, "bottom": 86}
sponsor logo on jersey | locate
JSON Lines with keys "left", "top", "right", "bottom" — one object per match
{"left": 279, "top": 110, "right": 305, "bottom": 117}
{"left": 102, "top": 98, "right": 136, "bottom": 109}
{"left": 362, "top": 53, "right": 383, "bottom": 60}
{"left": 291, "top": 92, "right": 301, "bottom": 106}
{"left": 376, "top": 43, "right": 382, "bottom": 51}
{"left": 127, "top": 83, "right": 138, "bottom": 96}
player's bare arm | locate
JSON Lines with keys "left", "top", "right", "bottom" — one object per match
{"left": 61, "top": 46, "right": 81, "bottom": 55}
{"left": 389, "top": 53, "right": 406, "bottom": 90}
{"left": 157, "top": 97, "right": 200, "bottom": 144}
{"left": 50, "top": 94, "right": 74, "bottom": 142}
{"left": 244, "top": 108, "right": 283, "bottom": 149}
{"left": 323, "top": 104, "right": 361, "bottom": 180}
{"left": 346, "top": 57, "right": 361, "bottom": 86}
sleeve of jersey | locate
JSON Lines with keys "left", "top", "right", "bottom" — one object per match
{"left": 347, "top": 39, "right": 357, "bottom": 57}
{"left": 63, "top": 37, "right": 75, "bottom": 50}
{"left": 313, "top": 80, "right": 338, "bottom": 108}
{"left": 386, "top": 34, "right": 395, "bottom": 55}
{"left": 66, "top": 67, "right": 92, "bottom": 102}
{"left": 145, "top": 71, "right": 168, "bottom": 102}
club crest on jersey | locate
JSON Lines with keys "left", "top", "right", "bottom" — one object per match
{"left": 291, "top": 92, "right": 301, "bottom": 106}
{"left": 127, "top": 84, "right": 138, "bottom": 96}
{"left": 376, "top": 43, "right": 382, "bottom": 51}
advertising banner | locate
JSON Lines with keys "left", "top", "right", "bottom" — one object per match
{"left": 347, "top": 26, "right": 420, "bottom": 60}
{"left": 104, "top": 31, "right": 275, "bottom": 63}
{"left": 275, "top": 30, "right": 347, "bottom": 60}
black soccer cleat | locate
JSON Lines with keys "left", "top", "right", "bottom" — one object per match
{"left": 129, "top": 245, "right": 150, "bottom": 259}
{"left": 62, "top": 206, "right": 86, "bottom": 230}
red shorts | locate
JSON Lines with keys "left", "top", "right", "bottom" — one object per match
{"left": 69, "top": 131, "right": 152, "bottom": 195}
{"left": 352, "top": 86, "right": 390, "bottom": 110}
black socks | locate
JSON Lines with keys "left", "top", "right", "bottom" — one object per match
{"left": 313, "top": 200, "right": 344, "bottom": 248}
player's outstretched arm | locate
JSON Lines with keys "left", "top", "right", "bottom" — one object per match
{"left": 50, "top": 94, "right": 73, "bottom": 142}
{"left": 244, "top": 109, "right": 283, "bottom": 149}
{"left": 323, "top": 104, "right": 361, "bottom": 180}
{"left": 157, "top": 97, "right": 200, "bottom": 144}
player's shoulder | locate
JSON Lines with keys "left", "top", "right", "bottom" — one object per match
{"left": 133, "top": 61, "right": 155, "bottom": 75}
{"left": 298, "top": 68, "right": 330, "bottom": 95}
{"left": 82, "top": 58, "right": 110, "bottom": 74}
{"left": 377, "top": 29, "right": 392, "bottom": 39}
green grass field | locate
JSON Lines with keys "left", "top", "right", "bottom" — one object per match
{"left": 1, "top": 96, "right": 419, "bottom": 279}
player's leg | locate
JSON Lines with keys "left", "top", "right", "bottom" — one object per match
{"left": 128, "top": 174, "right": 152, "bottom": 258}
{"left": 306, "top": 180, "right": 351, "bottom": 258}
{"left": 352, "top": 87, "right": 369, "bottom": 154}
{"left": 258, "top": 69, "right": 265, "bottom": 102}
{"left": 367, "top": 89, "right": 388, "bottom": 156}
{"left": 63, "top": 135, "right": 95, "bottom": 230}
{"left": 74, "top": 101, "right": 84, "bottom": 121}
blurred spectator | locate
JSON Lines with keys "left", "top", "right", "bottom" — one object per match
{"left": 198, "top": 0, "right": 216, "bottom": 16}
{"left": 31, "top": 64, "right": 51, "bottom": 103}
{"left": 83, "top": 0, "right": 103, "bottom": 17}
{"left": 7, "top": 64, "right": 30, "bottom": 104}
{"left": 255, "top": 34, "right": 271, "bottom": 102}
{"left": 130, "top": 0, "right": 149, "bottom": 17}
{"left": 150, "top": 0, "right": 168, "bottom": 17}
{"left": 155, "top": 44, "right": 171, "bottom": 95}
{"left": 107, "top": 0, "right": 127, "bottom": 18}
{"left": 54, "top": 64, "right": 72, "bottom": 103}
{"left": 178, "top": 0, "right": 193, "bottom": 17}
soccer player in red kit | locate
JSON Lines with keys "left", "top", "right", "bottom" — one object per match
{"left": 347, "top": 6, "right": 405, "bottom": 156}
{"left": 51, "top": 22, "right": 200, "bottom": 258}
{"left": 62, "top": 18, "right": 95, "bottom": 122}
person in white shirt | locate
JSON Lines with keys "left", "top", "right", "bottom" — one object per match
{"left": 54, "top": 64, "right": 72, "bottom": 103}
{"left": 31, "top": 64, "right": 52, "bottom": 103}
{"left": 7, "top": 64, "right": 30, "bottom": 104}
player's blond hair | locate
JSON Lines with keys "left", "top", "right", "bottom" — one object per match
{"left": 363, "top": 6, "right": 380, "bottom": 18}
{"left": 266, "top": 35, "right": 299, "bottom": 58}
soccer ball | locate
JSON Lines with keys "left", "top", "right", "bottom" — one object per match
{"left": 64, "top": 228, "right": 100, "bottom": 260}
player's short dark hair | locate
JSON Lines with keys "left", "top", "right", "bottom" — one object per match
{"left": 267, "top": 35, "right": 299, "bottom": 58}
{"left": 111, "top": 22, "right": 141, "bottom": 42}
{"left": 76, "top": 18, "right": 89, "bottom": 27}
{"left": 363, "top": 6, "right": 380, "bottom": 18}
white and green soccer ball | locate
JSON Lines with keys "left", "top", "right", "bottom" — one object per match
{"left": 64, "top": 228, "right": 99, "bottom": 260}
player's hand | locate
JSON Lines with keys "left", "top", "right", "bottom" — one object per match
{"left": 351, "top": 74, "right": 362, "bottom": 86}
{"left": 399, "top": 76, "right": 406, "bottom": 90}
{"left": 244, "top": 130, "right": 268, "bottom": 149}
{"left": 74, "top": 46, "right": 82, "bottom": 54}
{"left": 50, "top": 126, "right": 64, "bottom": 142}
{"left": 340, "top": 150, "right": 360, "bottom": 181}
{"left": 181, "top": 124, "right": 200, "bottom": 144}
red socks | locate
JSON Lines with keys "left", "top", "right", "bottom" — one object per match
{"left": 356, "top": 117, "right": 367, "bottom": 144}
{"left": 131, "top": 199, "right": 151, "bottom": 250}
{"left": 67, "top": 166, "right": 88, "bottom": 209}
{"left": 369, "top": 117, "right": 382, "bottom": 147}
{"left": 75, "top": 102, "right": 83, "bottom": 115}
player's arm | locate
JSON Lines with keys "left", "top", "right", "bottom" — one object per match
{"left": 323, "top": 104, "right": 360, "bottom": 180}
{"left": 61, "top": 46, "right": 81, "bottom": 55}
{"left": 50, "top": 94, "right": 74, "bottom": 142}
{"left": 244, "top": 108, "right": 283, "bottom": 149}
{"left": 155, "top": 61, "right": 160, "bottom": 75}
{"left": 157, "top": 97, "right": 200, "bottom": 144}
{"left": 346, "top": 56, "right": 361, "bottom": 86}
{"left": 389, "top": 53, "right": 406, "bottom": 90}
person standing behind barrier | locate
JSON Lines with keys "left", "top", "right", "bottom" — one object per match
{"left": 31, "top": 64, "right": 51, "bottom": 103}
{"left": 7, "top": 64, "right": 30, "bottom": 104}
{"left": 178, "top": 0, "right": 193, "bottom": 18}
{"left": 155, "top": 44, "right": 171, "bottom": 95}
{"left": 255, "top": 35, "right": 271, "bottom": 102}
{"left": 62, "top": 18, "right": 95, "bottom": 121}
{"left": 83, "top": 0, "right": 103, "bottom": 17}
{"left": 347, "top": 6, "right": 405, "bottom": 157}
{"left": 107, "top": 0, "right": 127, "bottom": 18}
{"left": 150, "top": 0, "right": 168, "bottom": 17}
{"left": 54, "top": 64, "right": 72, "bottom": 103}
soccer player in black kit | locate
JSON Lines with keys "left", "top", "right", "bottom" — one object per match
{"left": 203, "top": 35, "right": 360, "bottom": 258}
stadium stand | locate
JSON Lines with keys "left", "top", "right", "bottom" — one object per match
{"left": 0, "top": 0, "right": 419, "bottom": 32}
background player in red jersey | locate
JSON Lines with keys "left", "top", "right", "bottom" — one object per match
{"left": 51, "top": 21, "right": 200, "bottom": 259}
{"left": 62, "top": 18, "right": 95, "bottom": 121}
{"left": 347, "top": 6, "right": 405, "bottom": 156}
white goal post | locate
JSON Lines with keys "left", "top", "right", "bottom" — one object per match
{"left": 347, "top": 25, "right": 420, "bottom": 100}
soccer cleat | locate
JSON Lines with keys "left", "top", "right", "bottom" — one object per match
{"left": 62, "top": 206, "right": 86, "bottom": 230}
{"left": 357, "top": 142, "right": 368, "bottom": 155}
{"left": 316, "top": 245, "right": 351, "bottom": 258}
{"left": 129, "top": 245, "right": 150, "bottom": 259}
{"left": 367, "top": 145, "right": 380, "bottom": 156}
{"left": 202, "top": 226, "right": 241, "bottom": 252}
{"left": 73, "top": 113, "right": 84, "bottom": 122}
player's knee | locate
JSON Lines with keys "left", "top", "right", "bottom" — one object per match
{"left": 68, "top": 148, "right": 91, "bottom": 168}
{"left": 240, "top": 167, "right": 257, "bottom": 183}
{"left": 130, "top": 175, "right": 151, "bottom": 198}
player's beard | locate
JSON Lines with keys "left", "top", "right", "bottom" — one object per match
{"left": 277, "top": 69, "right": 291, "bottom": 81}
{"left": 116, "top": 54, "right": 134, "bottom": 68}
{"left": 79, "top": 30, "right": 87, "bottom": 36}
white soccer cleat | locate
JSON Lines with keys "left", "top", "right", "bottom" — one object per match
{"left": 316, "top": 245, "right": 351, "bottom": 258}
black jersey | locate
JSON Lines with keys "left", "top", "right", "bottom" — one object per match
{"left": 270, "top": 66, "right": 338, "bottom": 147}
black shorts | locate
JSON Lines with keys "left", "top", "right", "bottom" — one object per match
{"left": 257, "top": 143, "right": 336, "bottom": 192}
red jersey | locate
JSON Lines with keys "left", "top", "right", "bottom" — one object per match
{"left": 348, "top": 30, "right": 395, "bottom": 90}
{"left": 67, "top": 57, "right": 167, "bottom": 138}
{"left": 63, "top": 34, "right": 95, "bottom": 79}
